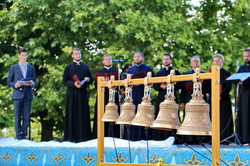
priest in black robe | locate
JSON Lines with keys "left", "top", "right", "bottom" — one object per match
{"left": 63, "top": 48, "right": 93, "bottom": 142}
{"left": 236, "top": 48, "right": 250, "bottom": 144}
{"left": 210, "top": 54, "right": 233, "bottom": 144}
{"left": 92, "top": 54, "right": 120, "bottom": 138}
{"left": 153, "top": 53, "right": 182, "bottom": 141}
{"left": 125, "top": 51, "right": 154, "bottom": 141}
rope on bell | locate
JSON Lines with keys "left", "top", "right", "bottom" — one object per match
{"left": 124, "top": 74, "right": 133, "bottom": 163}
{"left": 102, "top": 76, "right": 120, "bottom": 163}
{"left": 192, "top": 68, "right": 204, "bottom": 100}
{"left": 116, "top": 74, "right": 134, "bottom": 163}
{"left": 142, "top": 72, "right": 153, "bottom": 103}
{"left": 166, "top": 69, "right": 176, "bottom": 100}
{"left": 143, "top": 72, "right": 153, "bottom": 164}
{"left": 108, "top": 76, "right": 117, "bottom": 103}
{"left": 124, "top": 74, "right": 133, "bottom": 104}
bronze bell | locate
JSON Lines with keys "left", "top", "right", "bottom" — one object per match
{"left": 131, "top": 72, "right": 155, "bottom": 127}
{"left": 177, "top": 68, "right": 211, "bottom": 136}
{"left": 116, "top": 74, "right": 135, "bottom": 125}
{"left": 101, "top": 76, "right": 119, "bottom": 122}
{"left": 151, "top": 70, "right": 181, "bottom": 130}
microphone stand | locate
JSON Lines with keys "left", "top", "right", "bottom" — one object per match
{"left": 220, "top": 84, "right": 242, "bottom": 146}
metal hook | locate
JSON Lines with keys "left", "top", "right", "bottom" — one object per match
{"left": 108, "top": 75, "right": 116, "bottom": 102}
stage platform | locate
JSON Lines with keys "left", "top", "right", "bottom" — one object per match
{"left": 0, "top": 137, "right": 249, "bottom": 166}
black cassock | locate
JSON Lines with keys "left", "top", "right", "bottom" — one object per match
{"left": 92, "top": 67, "right": 120, "bottom": 138}
{"left": 63, "top": 62, "right": 93, "bottom": 142}
{"left": 236, "top": 63, "right": 250, "bottom": 144}
{"left": 153, "top": 67, "right": 181, "bottom": 140}
{"left": 218, "top": 68, "right": 233, "bottom": 142}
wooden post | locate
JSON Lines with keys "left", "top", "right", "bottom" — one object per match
{"left": 97, "top": 76, "right": 105, "bottom": 164}
{"left": 211, "top": 66, "right": 220, "bottom": 166}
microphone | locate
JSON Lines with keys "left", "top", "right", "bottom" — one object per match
{"left": 113, "top": 59, "right": 124, "bottom": 62}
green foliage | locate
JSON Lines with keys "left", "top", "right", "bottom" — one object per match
{"left": 0, "top": 0, "right": 250, "bottom": 139}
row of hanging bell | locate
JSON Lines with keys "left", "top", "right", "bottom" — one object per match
{"left": 102, "top": 69, "right": 212, "bottom": 136}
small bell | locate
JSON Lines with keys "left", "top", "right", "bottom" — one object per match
{"left": 151, "top": 70, "right": 181, "bottom": 130}
{"left": 116, "top": 74, "right": 135, "bottom": 125}
{"left": 101, "top": 76, "right": 119, "bottom": 122}
{"left": 177, "top": 68, "right": 211, "bottom": 136}
{"left": 131, "top": 72, "right": 155, "bottom": 127}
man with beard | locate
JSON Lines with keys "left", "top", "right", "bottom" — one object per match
{"left": 236, "top": 48, "right": 250, "bottom": 144}
{"left": 92, "top": 54, "right": 120, "bottom": 138}
{"left": 125, "top": 51, "right": 154, "bottom": 141}
{"left": 63, "top": 48, "right": 93, "bottom": 142}
{"left": 153, "top": 53, "right": 181, "bottom": 140}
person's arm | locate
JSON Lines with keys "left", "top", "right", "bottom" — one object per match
{"left": 174, "top": 70, "right": 182, "bottom": 90}
{"left": 84, "top": 65, "right": 93, "bottom": 84}
{"left": 7, "top": 65, "right": 21, "bottom": 88}
{"left": 153, "top": 71, "right": 162, "bottom": 91}
{"left": 220, "top": 71, "right": 231, "bottom": 97}
{"left": 30, "top": 65, "right": 36, "bottom": 87}
{"left": 63, "top": 65, "right": 75, "bottom": 88}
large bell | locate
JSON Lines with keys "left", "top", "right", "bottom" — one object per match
{"left": 101, "top": 76, "right": 119, "bottom": 122}
{"left": 131, "top": 72, "right": 155, "bottom": 127}
{"left": 177, "top": 69, "right": 211, "bottom": 136}
{"left": 116, "top": 75, "right": 135, "bottom": 125}
{"left": 151, "top": 70, "right": 181, "bottom": 130}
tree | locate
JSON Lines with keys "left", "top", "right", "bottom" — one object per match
{"left": 0, "top": 0, "right": 249, "bottom": 140}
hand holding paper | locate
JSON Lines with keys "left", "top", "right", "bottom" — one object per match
{"left": 17, "top": 80, "right": 34, "bottom": 86}
{"left": 72, "top": 75, "right": 88, "bottom": 87}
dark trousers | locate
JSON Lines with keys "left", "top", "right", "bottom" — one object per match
{"left": 14, "top": 99, "right": 32, "bottom": 139}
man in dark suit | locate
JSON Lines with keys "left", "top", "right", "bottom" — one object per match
{"left": 7, "top": 48, "right": 36, "bottom": 140}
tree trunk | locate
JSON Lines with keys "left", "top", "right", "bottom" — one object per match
{"left": 39, "top": 109, "right": 55, "bottom": 141}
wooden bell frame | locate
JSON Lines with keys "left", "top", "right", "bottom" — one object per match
{"left": 97, "top": 66, "right": 220, "bottom": 166}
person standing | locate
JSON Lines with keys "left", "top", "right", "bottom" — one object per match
{"left": 212, "top": 54, "right": 233, "bottom": 144}
{"left": 92, "top": 54, "right": 120, "bottom": 138}
{"left": 7, "top": 48, "right": 36, "bottom": 140}
{"left": 63, "top": 48, "right": 93, "bottom": 142}
{"left": 126, "top": 51, "right": 154, "bottom": 141}
{"left": 236, "top": 48, "right": 250, "bottom": 144}
{"left": 153, "top": 53, "right": 181, "bottom": 140}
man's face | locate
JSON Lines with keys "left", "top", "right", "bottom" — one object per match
{"left": 18, "top": 52, "right": 28, "bottom": 63}
{"left": 190, "top": 58, "right": 200, "bottom": 68}
{"left": 71, "top": 50, "right": 81, "bottom": 61}
{"left": 102, "top": 56, "right": 112, "bottom": 67}
{"left": 243, "top": 51, "right": 250, "bottom": 63}
{"left": 213, "top": 57, "right": 223, "bottom": 67}
{"left": 133, "top": 53, "right": 144, "bottom": 64}
{"left": 162, "top": 55, "right": 172, "bottom": 67}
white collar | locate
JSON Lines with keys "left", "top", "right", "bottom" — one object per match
{"left": 19, "top": 62, "right": 27, "bottom": 66}
{"left": 73, "top": 60, "right": 81, "bottom": 65}
{"left": 104, "top": 66, "right": 112, "bottom": 70}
